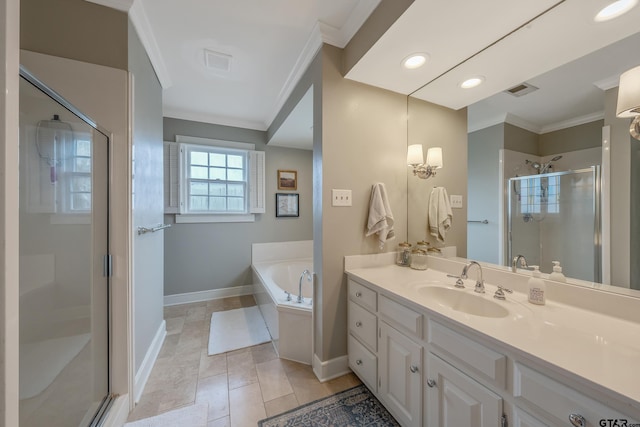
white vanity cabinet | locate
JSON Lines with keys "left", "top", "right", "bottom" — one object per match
{"left": 379, "top": 321, "right": 422, "bottom": 427}
{"left": 426, "top": 352, "right": 503, "bottom": 427}
{"left": 346, "top": 275, "right": 639, "bottom": 427}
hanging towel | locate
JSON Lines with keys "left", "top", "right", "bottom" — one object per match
{"left": 428, "top": 187, "right": 453, "bottom": 243}
{"left": 366, "top": 183, "right": 396, "bottom": 249}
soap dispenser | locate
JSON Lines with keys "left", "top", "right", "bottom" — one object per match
{"left": 528, "top": 266, "right": 546, "bottom": 305}
{"left": 549, "top": 261, "right": 566, "bottom": 283}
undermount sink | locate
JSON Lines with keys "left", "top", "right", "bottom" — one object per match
{"left": 416, "top": 286, "right": 509, "bottom": 318}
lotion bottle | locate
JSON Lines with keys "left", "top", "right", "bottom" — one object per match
{"left": 528, "top": 266, "right": 546, "bottom": 305}
{"left": 549, "top": 261, "right": 566, "bottom": 283}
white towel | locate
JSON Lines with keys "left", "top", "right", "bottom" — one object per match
{"left": 428, "top": 187, "right": 453, "bottom": 243}
{"left": 366, "top": 183, "right": 395, "bottom": 249}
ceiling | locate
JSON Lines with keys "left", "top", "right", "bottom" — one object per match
{"left": 91, "top": 0, "right": 640, "bottom": 143}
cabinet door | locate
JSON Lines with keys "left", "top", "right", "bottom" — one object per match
{"left": 379, "top": 321, "right": 422, "bottom": 427}
{"left": 426, "top": 353, "right": 502, "bottom": 427}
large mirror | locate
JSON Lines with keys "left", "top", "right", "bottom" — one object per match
{"left": 407, "top": 7, "right": 640, "bottom": 292}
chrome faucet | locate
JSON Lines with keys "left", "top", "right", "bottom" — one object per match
{"left": 461, "top": 261, "right": 485, "bottom": 293}
{"left": 511, "top": 254, "right": 531, "bottom": 272}
{"left": 298, "top": 270, "right": 312, "bottom": 303}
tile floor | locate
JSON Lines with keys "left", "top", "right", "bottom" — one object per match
{"left": 127, "top": 296, "right": 361, "bottom": 427}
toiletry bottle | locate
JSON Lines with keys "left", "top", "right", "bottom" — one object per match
{"left": 528, "top": 266, "right": 546, "bottom": 305}
{"left": 549, "top": 261, "right": 566, "bottom": 283}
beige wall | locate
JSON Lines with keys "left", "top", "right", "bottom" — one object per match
{"left": 1, "top": 0, "right": 20, "bottom": 423}
{"left": 504, "top": 123, "right": 538, "bottom": 154}
{"left": 21, "top": 0, "right": 128, "bottom": 70}
{"left": 606, "top": 87, "right": 632, "bottom": 287}
{"left": 539, "top": 120, "right": 604, "bottom": 155}
{"left": 317, "top": 44, "right": 408, "bottom": 361}
{"left": 407, "top": 96, "right": 468, "bottom": 256}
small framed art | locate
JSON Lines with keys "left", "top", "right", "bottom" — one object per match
{"left": 276, "top": 193, "right": 299, "bottom": 217}
{"left": 277, "top": 170, "right": 297, "bottom": 190}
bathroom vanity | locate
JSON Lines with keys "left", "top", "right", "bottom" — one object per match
{"left": 345, "top": 254, "right": 640, "bottom": 427}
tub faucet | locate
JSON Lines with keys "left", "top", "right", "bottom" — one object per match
{"left": 461, "top": 261, "right": 485, "bottom": 293}
{"left": 298, "top": 270, "right": 312, "bottom": 303}
{"left": 512, "top": 254, "right": 531, "bottom": 272}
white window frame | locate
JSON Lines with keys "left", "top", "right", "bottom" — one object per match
{"left": 167, "top": 135, "right": 265, "bottom": 224}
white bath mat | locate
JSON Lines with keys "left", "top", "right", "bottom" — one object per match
{"left": 125, "top": 403, "right": 208, "bottom": 427}
{"left": 208, "top": 306, "right": 271, "bottom": 355}
{"left": 19, "top": 333, "right": 91, "bottom": 399}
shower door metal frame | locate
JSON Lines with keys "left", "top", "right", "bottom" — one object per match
{"left": 507, "top": 166, "right": 602, "bottom": 283}
{"left": 19, "top": 65, "right": 115, "bottom": 427}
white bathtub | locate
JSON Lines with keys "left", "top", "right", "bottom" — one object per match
{"left": 252, "top": 241, "right": 313, "bottom": 365}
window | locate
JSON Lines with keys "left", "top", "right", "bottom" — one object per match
{"left": 165, "top": 136, "right": 265, "bottom": 223}
{"left": 63, "top": 138, "right": 92, "bottom": 213}
{"left": 182, "top": 144, "right": 248, "bottom": 213}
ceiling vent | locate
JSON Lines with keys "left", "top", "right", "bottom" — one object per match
{"left": 204, "top": 49, "right": 232, "bottom": 72}
{"left": 504, "top": 82, "right": 539, "bottom": 97}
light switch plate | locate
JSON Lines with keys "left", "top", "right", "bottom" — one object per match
{"left": 332, "top": 189, "right": 352, "bottom": 206}
{"left": 450, "top": 195, "right": 463, "bottom": 209}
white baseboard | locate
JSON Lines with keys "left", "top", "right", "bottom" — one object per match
{"left": 312, "top": 353, "right": 351, "bottom": 383}
{"left": 164, "top": 284, "right": 255, "bottom": 306}
{"left": 134, "top": 320, "right": 166, "bottom": 403}
{"left": 101, "top": 394, "right": 129, "bottom": 427}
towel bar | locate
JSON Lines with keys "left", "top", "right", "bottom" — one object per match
{"left": 137, "top": 224, "right": 171, "bottom": 235}
{"left": 468, "top": 220, "right": 489, "bottom": 224}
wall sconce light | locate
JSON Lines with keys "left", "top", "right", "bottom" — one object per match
{"left": 616, "top": 65, "right": 640, "bottom": 140}
{"left": 407, "top": 144, "right": 443, "bottom": 179}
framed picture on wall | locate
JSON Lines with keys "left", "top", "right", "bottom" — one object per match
{"left": 276, "top": 193, "right": 299, "bottom": 217}
{"left": 277, "top": 170, "right": 297, "bottom": 190}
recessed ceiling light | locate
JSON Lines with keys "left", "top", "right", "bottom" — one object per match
{"left": 402, "top": 53, "right": 429, "bottom": 70}
{"left": 460, "top": 76, "right": 485, "bottom": 89}
{"left": 594, "top": 0, "right": 638, "bottom": 22}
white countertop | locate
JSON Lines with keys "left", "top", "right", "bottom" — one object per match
{"left": 345, "top": 262, "right": 640, "bottom": 417}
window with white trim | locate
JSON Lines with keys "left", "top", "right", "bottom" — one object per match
{"left": 164, "top": 136, "right": 265, "bottom": 223}
{"left": 182, "top": 144, "right": 248, "bottom": 214}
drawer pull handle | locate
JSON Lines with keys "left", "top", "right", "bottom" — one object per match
{"left": 355, "top": 291, "right": 362, "bottom": 297}
{"left": 426, "top": 379, "right": 436, "bottom": 388}
{"left": 355, "top": 359, "right": 363, "bottom": 366}
{"left": 569, "top": 414, "right": 585, "bottom": 427}
{"left": 355, "top": 321, "right": 362, "bottom": 327}
{"left": 409, "top": 365, "right": 419, "bottom": 373}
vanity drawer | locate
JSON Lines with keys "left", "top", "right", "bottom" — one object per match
{"left": 348, "top": 300, "right": 377, "bottom": 351}
{"left": 348, "top": 279, "right": 377, "bottom": 312}
{"left": 349, "top": 334, "right": 377, "bottom": 393}
{"left": 513, "top": 363, "right": 636, "bottom": 426}
{"left": 379, "top": 294, "right": 423, "bottom": 340}
{"left": 429, "top": 321, "right": 506, "bottom": 388}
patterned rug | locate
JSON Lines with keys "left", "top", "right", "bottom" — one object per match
{"left": 257, "top": 385, "right": 400, "bottom": 427}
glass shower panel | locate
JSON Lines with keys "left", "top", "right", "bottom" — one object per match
{"left": 19, "top": 76, "right": 110, "bottom": 427}
{"left": 508, "top": 167, "right": 600, "bottom": 282}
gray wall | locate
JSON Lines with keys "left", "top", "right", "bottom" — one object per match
{"left": 20, "top": 0, "right": 128, "bottom": 70}
{"left": 467, "top": 124, "right": 503, "bottom": 264}
{"left": 163, "top": 118, "right": 313, "bottom": 296}
{"left": 129, "top": 20, "right": 164, "bottom": 373}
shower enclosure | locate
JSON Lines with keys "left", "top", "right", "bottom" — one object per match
{"left": 508, "top": 166, "right": 601, "bottom": 282}
{"left": 19, "top": 68, "right": 112, "bottom": 426}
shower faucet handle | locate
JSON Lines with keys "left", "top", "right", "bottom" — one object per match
{"left": 284, "top": 291, "right": 291, "bottom": 301}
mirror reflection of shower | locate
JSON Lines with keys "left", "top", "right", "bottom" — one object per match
{"left": 525, "top": 155, "right": 563, "bottom": 174}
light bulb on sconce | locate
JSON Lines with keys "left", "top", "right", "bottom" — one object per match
{"left": 616, "top": 65, "right": 640, "bottom": 140}
{"left": 407, "top": 144, "right": 443, "bottom": 179}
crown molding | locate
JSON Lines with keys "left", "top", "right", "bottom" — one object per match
{"left": 593, "top": 74, "right": 620, "bottom": 91}
{"left": 468, "top": 113, "right": 508, "bottom": 134}
{"left": 163, "top": 107, "right": 268, "bottom": 131}
{"left": 540, "top": 110, "right": 604, "bottom": 134}
{"left": 129, "top": 1, "right": 172, "bottom": 89}
{"left": 504, "top": 113, "right": 541, "bottom": 134}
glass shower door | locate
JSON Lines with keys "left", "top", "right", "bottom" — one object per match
{"left": 19, "top": 72, "right": 111, "bottom": 426}
{"left": 508, "top": 167, "right": 601, "bottom": 282}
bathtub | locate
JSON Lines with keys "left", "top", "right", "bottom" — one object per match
{"left": 252, "top": 241, "right": 313, "bottom": 365}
